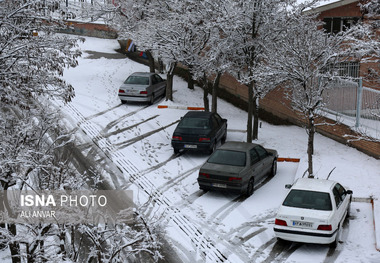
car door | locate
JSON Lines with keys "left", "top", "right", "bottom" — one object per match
{"left": 213, "top": 113, "right": 226, "bottom": 141}
{"left": 210, "top": 114, "right": 223, "bottom": 143}
{"left": 332, "top": 184, "right": 347, "bottom": 228}
{"left": 254, "top": 145, "right": 272, "bottom": 176}
{"left": 153, "top": 74, "right": 165, "bottom": 96}
{"left": 249, "top": 148, "right": 262, "bottom": 182}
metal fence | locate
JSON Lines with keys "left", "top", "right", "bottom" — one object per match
{"left": 323, "top": 79, "right": 380, "bottom": 139}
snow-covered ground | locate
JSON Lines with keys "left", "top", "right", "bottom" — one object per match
{"left": 36, "top": 36, "right": 380, "bottom": 262}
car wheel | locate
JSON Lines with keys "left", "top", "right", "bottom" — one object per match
{"left": 246, "top": 178, "right": 254, "bottom": 197}
{"left": 121, "top": 100, "right": 126, "bottom": 104}
{"left": 270, "top": 159, "right": 277, "bottom": 177}
{"left": 221, "top": 131, "right": 227, "bottom": 144}
{"left": 346, "top": 200, "right": 351, "bottom": 219}
{"left": 174, "top": 148, "right": 179, "bottom": 154}
{"left": 330, "top": 224, "right": 341, "bottom": 248}
{"left": 209, "top": 141, "right": 216, "bottom": 154}
{"left": 149, "top": 93, "right": 155, "bottom": 105}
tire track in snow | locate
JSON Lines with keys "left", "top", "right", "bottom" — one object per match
{"left": 115, "top": 120, "right": 179, "bottom": 149}
{"left": 61, "top": 102, "right": 232, "bottom": 263}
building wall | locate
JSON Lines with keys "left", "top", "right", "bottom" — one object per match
{"left": 317, "top": 1, "right": 362, "bottom": 18}
{"left": 58, "top": 21, "right": 118, "bottom": 39}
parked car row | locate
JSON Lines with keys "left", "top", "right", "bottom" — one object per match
{"left": 118, "top": 72, "right": 353, "bottom": 249}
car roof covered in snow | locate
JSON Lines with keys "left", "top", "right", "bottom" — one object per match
{"left": 291, "top": 178, "right": 337, "bottom": 192}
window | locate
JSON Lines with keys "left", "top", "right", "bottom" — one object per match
{"left": 254, "top": 146, "right": 268, "bottom": 160}
{"left": 207, "top": 150, "right": 246, "bottom": 167}
{"left": 250, "top": 149, "right": 260, "bottom": 165}
{"left": 323, "top": 17, "right": 360, "bottom": 34}
{"left": 211, "top": 115, "right": 220, "bottom": 128}
{"left": 283, "top": 190, "right": 332, "bottom": 211}
{"left": 153, "top": 74, "right": 163, "bottom": 83}
{"left": 333, "top": 187, "right": 343, "bottom": 208}
{"left": 335, "top": 183, "right": 347, "bottom": 200}
{"left": 178, "top": 118, "right": 209, "bottom": 129}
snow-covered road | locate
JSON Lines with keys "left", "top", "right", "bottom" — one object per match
{"left": 58, "top": 36, "right": 380, "bottom": 263}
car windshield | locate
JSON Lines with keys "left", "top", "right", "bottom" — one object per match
{"left": 283, "top": 189, "right": 332, "bottom": 211}
{"left": 207, "top": 150, "right": 246, "bottom": 167}
{"left": 124, "top": 76, "right": 149, "bottom": 85}
{"left": 178, "top": 117, "right": 210, "bottom": 129}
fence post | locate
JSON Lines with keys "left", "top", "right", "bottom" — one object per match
{"left": 355, "top": 78, "right": 363, "bottom": 128}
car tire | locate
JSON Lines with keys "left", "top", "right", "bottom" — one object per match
{"left": 149, "top": 93, "right": 155, "bottom": 105}
{"left": 121, "top": 100, "right": 126, "bottom": 104}
{"left": 270, "top": 159, "right": 277, "bottom": 177}
{"left": 246, "top": 178, "right": 254, "bottom": 197}
{"left": 221, "top": 131, "right": 227, "bottom": 144}
{"left": 174, "top": 148, "right": 179, "bottom": 154}
{"left": 209, "top": 141, "right": 216, "bottom": 154}
{"left": 330, "top": 225, "right": 341, "bottom": 248}
{"left": 346, "top": 200, "right": 351, "bottom": 219}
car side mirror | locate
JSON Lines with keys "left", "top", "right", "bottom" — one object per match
{"left": 346, "top": 190, "right": 353, "bottom": 195}
{"left": 223, "top": 119, "right": 227, "bottom": 123}
{"left": 285, "top": 184, "right": 292, "bottom": 189}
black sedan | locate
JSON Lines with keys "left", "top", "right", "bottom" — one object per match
{"left": 171, "top": 111, "right": 227, "bottom": 154}
{"left": 197, "top": 141, "right": 278, "bottom": 196}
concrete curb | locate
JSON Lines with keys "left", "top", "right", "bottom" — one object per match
{"left": 352, "top": 197, "right": 380, "bottom": 252}
{"left": 158, "top": 105, "right": 205, "bottom": 111}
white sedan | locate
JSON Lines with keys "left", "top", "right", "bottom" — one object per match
{"left": 273, "top": 177, "right": 353, "bottom": 248}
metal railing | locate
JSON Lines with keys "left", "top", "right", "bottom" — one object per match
{"left": 323, "top": 78, "right": 380, "bottom": 139}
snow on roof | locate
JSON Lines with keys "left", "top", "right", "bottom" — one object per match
{"left": 298, "top": 0, "right": 359, "bottom": 13}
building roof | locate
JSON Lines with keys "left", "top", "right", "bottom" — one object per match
{"left": 300, "top": 0, "right": 359, "bottom": 13}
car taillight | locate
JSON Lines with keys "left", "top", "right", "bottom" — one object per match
{"left": 228, "top": 177, "right": 242, "bottom": 181}
{"left": 172, "top": 136, "right": 182, "bottom": 141}
{"left": 317, "top": 224, "right": 332, "bottom": 231}
{"left": 199, "top": 137, "right": 210, "bottom": 142}
{"left": 275, "top": 219, "right": 287, "bottom": 226}
{"left": 119, "top": 89, "right": 125, "bottom": 93}
{"left": 140, "top": 91, "right": 148, "bottom": 94}
{"left": 199, "top": 172, "right": 210, "bottom": 178}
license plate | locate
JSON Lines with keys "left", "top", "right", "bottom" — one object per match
{"left": 212, "top": 183, "right": 227, "bottom": 188}
{"left": 292, "top": 220, "right": 313, "bottom": 228}
{"left": 184, "top": 144, "right": 197, "bottom": 149}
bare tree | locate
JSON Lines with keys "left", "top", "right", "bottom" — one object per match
{"left": 268, "top": 1, "right": 377, "bottom": 177}
{"left": 224, "top": 0, "right": 294, "bottom": 142}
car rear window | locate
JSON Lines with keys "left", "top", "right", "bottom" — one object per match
{"left": 178, "top": 118, "right": 210, "bottom": 129}
{"left": 124, "top": 76, "right": 149, "bottom": 85}
{"left": 207, "top": 150, "right": 246, "bottom": 167}
{"left": 283, "top": 189, "right": 332, "bottom": 211}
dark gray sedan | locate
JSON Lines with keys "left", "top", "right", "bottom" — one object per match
{"left": 198, "top": 141, "right": 278, "bottom": 196}
{"left": 118, "top": 72, "right": 166, "bottom": 104}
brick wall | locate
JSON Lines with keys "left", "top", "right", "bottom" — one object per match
{"left": 58, "top": 21, "right": 118, "bottom": 39}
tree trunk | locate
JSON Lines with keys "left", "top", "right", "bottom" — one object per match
{"left": 211, "top": 72, "right": 221, "bottom": 113}
{"left": 252, "top": 96, "right": 259, "bottom": 140}
{"left": 247, "top": 81, "right": 254, "bottom": 142}
{"left": 8, "top": 224, "right": 20, "bottom": 263}
{"left": 145, "top": 50, "right": 155, "bottom": 73}
{"left": 202, "top": 72, "right": 209, "bottom": 112}
{"left": 165, "top": 62, "right": 176, "bottom": 101}
{"left": 187, "top": 66, "right": 194, "bottom": 90}
{"left": 307, "top": 115, "right": 315, "bottom": 178}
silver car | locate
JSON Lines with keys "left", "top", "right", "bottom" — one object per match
{"left": 118, "top": 72, "right": 166, "bottom": 104}
{"left": 198, "top": 141, "right": 278, "bottom": 196}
